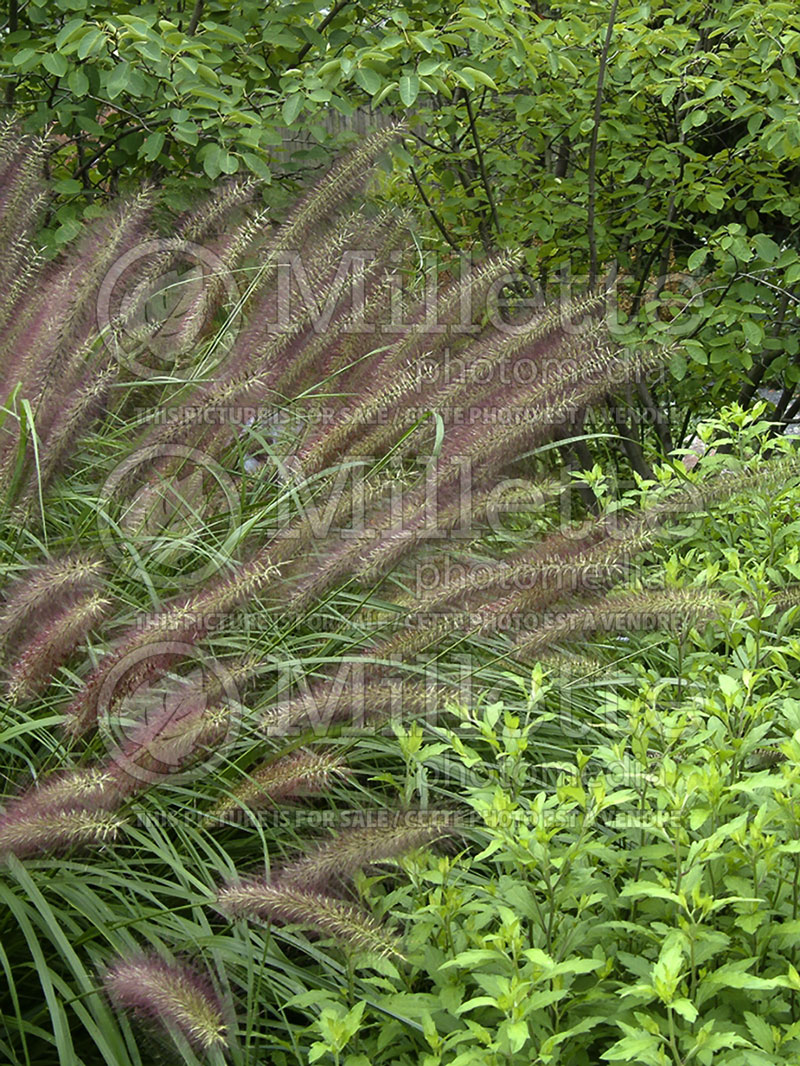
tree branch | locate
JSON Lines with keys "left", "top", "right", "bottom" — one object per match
{"left": 297, "top": 0, "right": 352, "bottom": 62}
{"left": 607, "top": 396, "right": 655, "bottom": 481}
{"left": 4, "top": 0, "right": 17, "bottom": 107}
{"left": 738, "top": 288, "right": 792, "bottom": 407}
{"left": 636, "top": 379, "right": 673, "bottom": 454}
{"left": 187, "top": 0, "right": 204, "bottom": 35}
{"left": 409, "top": 166, "right": 461, "bottom": 252}
{"left": 72, "top": 123, "right": 149, "bottom": 182}
{"left": 463, "top": 89, "right": 501, "bottom": 241}
{"left": 587, "top": 0, "right": 619, "bottom": 290}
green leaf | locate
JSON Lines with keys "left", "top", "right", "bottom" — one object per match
{"left": 354, "top": 67, "right": 382, "bottom": 95}
{"left": 67, "top": 68, "right": 89, "bottom": 95}
{"left": 341, "top": 999, "right": 366, "bottom": 1039}
{"left": 41, "top": 52, "right": 68, "bottom": 77}
{"left": 743, "top": 1011, "right": 775, "bottom": 1052}
{"left": 753, "top": 233, "right": 780, "bottom": 262}
{"left": 173, "top": 121, "right": 199, "bottom": 145}
{"left": 282, "top": 92, "right": 303, "bottom": 125}
{"left": 104, "top": 62, "right": 130, "bottom": 100}
{"left": 53, "top": 178, "right": 83, "bottom": 194}
{"left": 140, "top": 131, "right": 165, "bottom": 161}
{"left": 418, "top": 58, "right": 441, "bottom": 77}
{"left": 55, "top": 17, "right": 88, "bottom": 50}
{"left": 461, "top": 66, "right": 498, "bottom": 91}
{"left": 683, "top": 339, "right": 708, "bottom": 365}
{"left": 241, "top": 152, "right": 271, "bottom": 180}
{"left": 0, "top": 882, "right": 75, "bottom": 1065}
{"left": 704, "top": 966, "right": 786, "bottom": 991}
{"left": 189, "top": 87, "right": 231, "bottom": 106}
{"left": 742, "top": 319, "right": 763, "bottom": 348}
{"left": 453, "top": 68, "right": 476, "bottom": 90}
{"left": 455, "top": 995, "right": 498, "bottom": 1014}
{"left": 671, "top": 998, "right": 698, "bottom": 1022}
{"left": 196, "top": 62, "right": 219, "bottom": 85}
{"left": 410, "top": 31, "right": 435, "bottom": 53}
{"left": 391, "top": 143, "right": 414, "bottom": 167}
{"left": 76, "top": 27, "right": 106, "bottom": 60}
{"left": 12, "top": 48, "right": 38, "bottom": 67}
{"left": 441, "top": 948, "right": 501, "bottom": 970}
{"left": 199, "top": 143, "right": 240, "bottom": 177}
{"left": 670, "top": 351, "right": 687, "bottom": 381}
{"left": 399, "top": 74, "right": 420, "bottom": 107}
{"left": 203, "top": 21, "right": 246, "bottom": 44}
{"left": 687, "top": 247, "right": 709, "bottom": 270}
{"left": 717, "top": 673, "right": 740, "bottom": 698}
{"left": 689, "top": 807, "right": 711, "bottom": 830}
{"left": 371, "top": 80, "right": 398, "bottom": 108}
{"left": 505, "top": 1019, "right": 528, "bottom": 1052}
{"left": 601, "top": 1030, "right": 662, "bottom": 1062}
{"left": 619, "top": 882, "right": 683, "bottom": 905}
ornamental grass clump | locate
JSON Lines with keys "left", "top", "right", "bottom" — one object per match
{"left": 0, "top": 121, "right": 798, "bottom": 1064}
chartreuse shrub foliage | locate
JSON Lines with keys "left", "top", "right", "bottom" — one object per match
{"left": 299, "top": 411, "right": 800, "bottom": 1066}
{"left": 0, "top": 121, "right": 799, "bottom": 1066}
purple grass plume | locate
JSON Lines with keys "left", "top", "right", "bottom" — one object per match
{"left": 0, "top": 766, "right": 125, "bottom": 859}
{"left": 0, "top": 803, "right": 123, "bottom": 860}
{"left": 6, "top": 591, "right": 109, "bottom": 702}
{"left": 104, "top": 955, "right": 228, "bottom": 1052}
{"left": 0, "top": 554, "right": 104, "bottom": 660}
{"left": 212, "top": 748, "right": 348, "bottom": 820}
{"left": 275, "top": 809, "right": 461, "bottom": 890}
{"left": 216, "top": 881, "right": 403, "bottom": 958}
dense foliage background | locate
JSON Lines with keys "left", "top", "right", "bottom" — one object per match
{"left": 4, "top": 0, "right": 800, "bottom": 433}
{"left": 2, "top": 2, "right": 800, "bottom": 1064}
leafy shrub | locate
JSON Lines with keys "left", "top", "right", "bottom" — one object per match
{"left": 282, "top": 425, "right": 800, "bottom": 1065}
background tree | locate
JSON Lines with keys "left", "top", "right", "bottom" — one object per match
{"left": 2, "top": 0, "right": 800, "bottom": 458}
